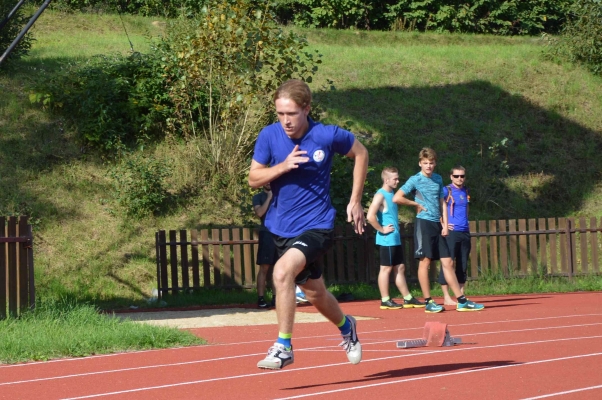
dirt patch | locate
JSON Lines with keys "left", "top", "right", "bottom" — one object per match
{"left": 118, "top": 308, "right": 373, "bottom": 329}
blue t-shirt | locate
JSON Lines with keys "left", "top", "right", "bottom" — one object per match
{"left": 400, "top": 172, "right": 444, "bottom": 222}
{"left": 443, "top": 185, "right": 470, "bottom": 232}
{"left": 375, "top": 188, "right": 401, "bottom": 246}
{"left": 252, "top": 118, "right": 355, "bottom": 238}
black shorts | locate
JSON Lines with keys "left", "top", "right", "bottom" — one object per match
{"left": 438, "top": 230, "right": 471, "bottom": 285}
{"left": 378, "top": 245, "right": 404, "bottom": 267}
{"left": 272, "top": 229, "right": 334, "bottom": 285}
{"left": 256, "top": 229, "right": 278, "bottom": 266}
{"left": 414, "top": 219, "right": 451, "bottom": 260}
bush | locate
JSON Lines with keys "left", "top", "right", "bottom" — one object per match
{"left": 547, "top": 0, "right": 602, "bottom": 75}
{"left": 41, "top": 0, "right": 207, "bottom": 17}
{"left": 281, "top": 0, "right": 572, "bottom": 34}
{"left": 155, "top": 0, "right": 321, "bottom": 198}
{"left": 110, "top": 153, "right": 172, "bottom": 218}
{"left": 285, "top": 0, "right": 391, "bottom": 30}
{"left": 30, "top": 53, "right": 169, "bottom": 152}
{"left": 0, "top": 0, "right": 34, "bottom": 64}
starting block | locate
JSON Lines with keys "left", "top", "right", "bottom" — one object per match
{"left": 396, "top": 322, "right": 462, "bottom": 349}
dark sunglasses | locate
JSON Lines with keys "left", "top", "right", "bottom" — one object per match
{"left": 452, "top": 174, "right": 465, "bottom": 178}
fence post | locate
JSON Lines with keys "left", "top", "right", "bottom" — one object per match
{"left": 7, "top": 216, "right": 17, "bottom": 317}
{"left": 0, "top": 216, "right": 6, "bottom": 319}
{"left": 27, "top": 224, "right": 35, "bottom": 310}
{"left": 565, "top": 219, "right": 574, "bottom": 281}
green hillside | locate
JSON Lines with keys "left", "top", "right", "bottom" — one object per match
{"left": 1, "top": 10, "right": 601, "bottom": 308}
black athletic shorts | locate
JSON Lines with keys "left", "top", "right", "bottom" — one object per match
{"left": 256, "top": 229, "right": 278, "bottom": 266}
{"left": 438, "top": 230, "right": 471, "bottom": 285}
{"left": 414, "top": 219, "right": 451, "bottom": 260}
{"left": 378, "top": 244, "right": 404, "bottom": 267}
{"left": 272, "top": 229, "right": 334, "bottom": 285}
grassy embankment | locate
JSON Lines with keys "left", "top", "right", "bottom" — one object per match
{"left": 1, "top": 10, "right": 601, "bottom": 312}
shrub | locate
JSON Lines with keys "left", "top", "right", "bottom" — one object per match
{"left": 41, "top": 0, "right": 207, "bottom": 17}
{"left": 288, "top": 0, "right": 391, "bottom": 30}
{"left": 547, "top": 0, "right": 602, "bottom": 75}
{"left": 30, "top": 53, "right": 169, "bottom": 152}
{"left": 282, "top": 0, "right": 572, "bottom": 34}
{"left": 155, "top": 0, "right": 321, "bottom": 198}
{"left": 388, "top": 0, "right": 572, "bottom": 35}
{"left": 0, "top": 0, "right": 34, "bottom": 64}
{"left": 110, "top": 153, "right": 172, "bottom": 218}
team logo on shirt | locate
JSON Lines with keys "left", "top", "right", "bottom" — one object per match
{"left": 313, "top": 150, "right": 325, "bottom": 162}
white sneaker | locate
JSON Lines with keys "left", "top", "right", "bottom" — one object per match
{"left": 339, "top": 315, "right": 362, "bottom": 364}
{"left": 257, "top": 343, "right": 294, "bottom": 370}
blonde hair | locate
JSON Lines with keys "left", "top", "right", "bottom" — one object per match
{"left": 419, "top": 147, "right": 437, "bottom": 162}
{"left": 381, "top": 166, "right": 398, "bottom": 182}
{"left": 273, "top": 79, "right": 312, "bottom": 109}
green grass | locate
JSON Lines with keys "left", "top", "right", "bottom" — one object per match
{"left": 1, "top": 10, "right": 601, "bottom": 310}
{"left": 147, "top": 272, "right": 602, "bottom": 309}
{"left": 0, "top": 298, "right": 204, "bottom": 364}
{"left": 302, "top": 30, "right": 602, "bottom": 222}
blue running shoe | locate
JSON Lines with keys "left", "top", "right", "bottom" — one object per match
{"left": 296, "top": 291, "right": 309, "bottom": 304}
{"left": 457, "top": 299, "right": 485, "bottom": 312}
{"left": 425, "top": 299, "right": 444, "bottom": 313}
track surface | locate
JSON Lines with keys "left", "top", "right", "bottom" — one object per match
{"left": 1, "top": 292, "right": 601, "bottom": 399}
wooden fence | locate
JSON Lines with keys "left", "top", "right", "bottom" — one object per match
{"left": 1, "top": 216, "right": 35, "bottom": 319}
{"left": 155, "top": 217, "right": 602, "bottom": 299}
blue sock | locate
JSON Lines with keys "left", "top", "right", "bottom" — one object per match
{"left": 337, "top": 316, "right": 351, "bottom": 336}
{"left": 276, "top": 332, "right": 292, "bottom": 349}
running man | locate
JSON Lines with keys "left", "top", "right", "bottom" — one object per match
{"left": 366, "top": 167, "right": 425, "bottom": 310}
{"left": 438, "top": 166, "right": 472, "bottom": 305}
{"left": 393, "top": 148, "right": 484, "bottom": 313}
{"left": 249, "top": 79, "right": 368, "bottom": 369}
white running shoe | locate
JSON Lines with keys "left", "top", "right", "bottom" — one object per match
{"left": 257, "top": 343, "right": 294, "bottom": 370}
{"left": 339, "top": 315, "right": 362, "bottom": 364}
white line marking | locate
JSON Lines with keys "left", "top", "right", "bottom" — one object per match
{"left": 1, "top": 312, "right": 601, "bottom": 369}
{"left": 209, "top": 313, "right": 602, "bottom": 347}
{"left": 521, "top": 385, "right": 602, "bottom": 399}
{"left": 2, "top": 321, "right": 601, "bottom": 386}
{"left": 302, "top": 322, "right": 602, "bottom": 349}
{"left": 58, "top": 335, "right": 602, "bottom": 399}
{"left": 0, "top": 353, "right": 265, "bottom": 387}
{"left": 274, "top": 353, "right": 602, "bottom": 399}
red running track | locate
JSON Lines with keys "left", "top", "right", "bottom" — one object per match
{"left": 1, "top": 292, "right": 601, "bottom": 400}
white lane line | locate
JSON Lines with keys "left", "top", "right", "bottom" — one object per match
{"left": 208, "top": 313, "right": 602, "bottom": 347}
{"left": 274, "top": 352, "right": 602, "bottom": 400}
{"left": 58, "top": 335, "right": 602, "bottom": 399}
{"left": 2, "top": 322, "right": 601, "bottom": 386}
{"left": 2, "top": 312, "right": 601, "bottom": 369}
{"left": 0, "top": 353, "right": 265, "bottom": 387}
{"left": 303, "top": 322, "right": 602, "bottom": 349}
{"left": 521, "top": 385, "right": 602, "bottom": 399}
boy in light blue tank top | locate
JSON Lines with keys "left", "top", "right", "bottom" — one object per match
{"left": 367, "top": 167, "right": 425, "bottom": 310}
